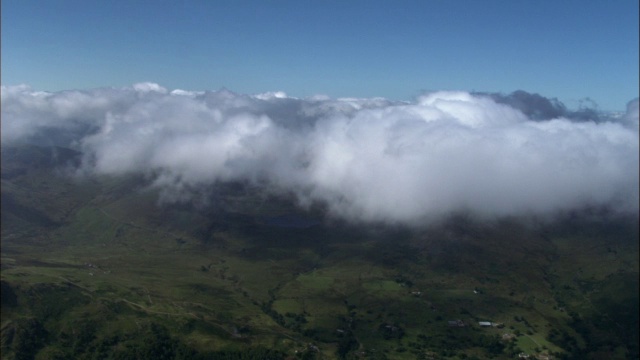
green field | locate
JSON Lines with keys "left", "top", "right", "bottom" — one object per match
{"left": 1, "top": 145, "right": 638, "bottom": 359}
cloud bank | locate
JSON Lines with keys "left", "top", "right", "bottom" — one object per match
{"left": 2, "top": 83, "right": 638, "bottom": 223}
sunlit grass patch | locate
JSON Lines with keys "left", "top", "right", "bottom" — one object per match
{"left": 362, "top": 279, "right": 403, "bottom": 292}
{"left": 272, "top": 298, "right": 304, "bottom": 314}
{"left": 296, "top": 272, "right": 334, "bottom": 290}
{"left": 516, "top": 334, "right": 542, "bottom": 353}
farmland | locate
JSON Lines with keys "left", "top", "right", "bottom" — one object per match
{"left": 1, "top": 145, "right": 638, "bottom": 359}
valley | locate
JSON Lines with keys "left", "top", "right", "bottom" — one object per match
{"left": 1, "top": 145, "right": 638, "bottom": 360}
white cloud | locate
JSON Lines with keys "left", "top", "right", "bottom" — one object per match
{"left": 2, "top": 83, "right": 638, "bottom": 223}
{"left": 620, "top": 98, "right": 639, "bottom": 130}
{"left": 253, "top": 91, "right": 289, "bottom": 100}
{"left": 132, "top": 82, "right": 168, "bottom": 93}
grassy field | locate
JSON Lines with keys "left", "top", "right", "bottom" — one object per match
{"left": 1, "top": 145, "right": 638, "bottom": 360}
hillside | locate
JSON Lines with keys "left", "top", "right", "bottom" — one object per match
{"left": 1, "top": 145, "right": 638, "bottom": 360}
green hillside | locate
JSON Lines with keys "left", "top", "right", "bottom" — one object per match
{"left": 1, "top": 145, "right": 638, "bottom": 360}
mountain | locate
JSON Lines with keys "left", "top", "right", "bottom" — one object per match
{"left": 1, "top": 145, "right": 638, "bottom": 360}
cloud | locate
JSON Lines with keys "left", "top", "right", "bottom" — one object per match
{"left": 2, "top": 83, "right": 638, "bottom": 224}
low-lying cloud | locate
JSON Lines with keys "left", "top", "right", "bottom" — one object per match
{"left": 2, "top": 83, "right": 638, "bottom": 223}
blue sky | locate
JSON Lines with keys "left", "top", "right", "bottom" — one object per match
{"left": 2, "top": 0, "right": 638, "bottom": 110}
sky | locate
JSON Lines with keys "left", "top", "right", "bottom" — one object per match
{"left": 1, "top": 0, "right": 638, "bottom": 111}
